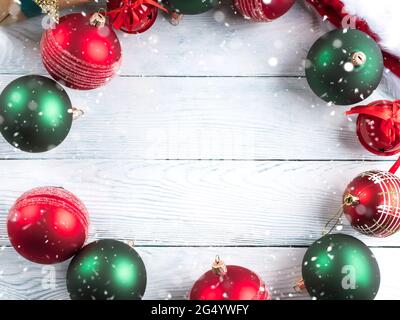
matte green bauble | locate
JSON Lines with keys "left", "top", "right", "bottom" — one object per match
{"left": 302, "top": 233, "right": 380, "bottom": 300}
{"left": 66, "top": 239, "right": 147, "bottom": 300}
{"left": 163, "top": 0, "right": 217, "bottom": 14}
{"left": 305, "top": 29, "right": 383, "bottom": 105}
{"left": 0, "top": 75, "right": 73, "bottom": 152}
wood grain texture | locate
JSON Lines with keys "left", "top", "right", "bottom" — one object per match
{"left": 0, "top": 160, "right": 400, "bottom": 247}
{"left": 0, "top": 247, "right": 398, "bottom": 300}
{"left": 0, "top": 1, "right": 322, "bottom": 77}
{"left": 0, "top": 75, "right": 393, "bottom": 160}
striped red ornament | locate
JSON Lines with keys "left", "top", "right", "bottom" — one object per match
{"left": 40, "top": 13, "right": 122, "bottom": 90}
{"left": 234, "top": 0, "right": 295, "bottom": 22}
{"left": 7, "top": 187, "right": 89, "bottom": 264}
{"left": 343, "top": 170, "right": 400, "bottom": 237}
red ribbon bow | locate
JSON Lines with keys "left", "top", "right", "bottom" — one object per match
{"left": 107, "top": 0, "right": 168, "bottom": 33}
{"left": 346, "top": 100, "right": 400, "bottom": 144}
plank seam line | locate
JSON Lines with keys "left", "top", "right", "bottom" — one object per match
{"left": 0, "top": 158, "right": 395, "bottom": 162}
{"left": 0, "top": 73, "right": 305, "bottom": 79}
{"left": 0, "top": 244, "right": 399, "bottom": 249}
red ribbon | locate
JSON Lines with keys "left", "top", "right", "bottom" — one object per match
{"left": 346, "top": 100, "right": 400, "bottom": 144}
{"left": 107, "top": 0, "right": 169, "bottom": 32}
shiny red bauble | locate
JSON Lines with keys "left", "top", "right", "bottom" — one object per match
{"left": 190, "top": 257, "right": 269, "bottom": 300}
{"left": 41, "top": 13, "right": 122, "bottom": 90}
{"left": 107, "top": 0, "right": 159, "bottom": 34}
{"left": 356, "top": 114, "right": 400, "bottom": 156}
{"left": 7, "top": 187, "right": 89, "bottom": 264}
{"left": 346, "top": 100, "right": 400, "bottom": 156}
{"left": 234, "top": 0, "right": 295, "bottom": 21}
{"left": 343, "top": 170, "right": 400, "bottom": 237}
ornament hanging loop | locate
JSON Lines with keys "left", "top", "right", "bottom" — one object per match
{"left": 90, "top": 10, "right": 107, "bottom": 28}
{"left": 351, "top": 51, "right": 367, "bottom": 67}
{"left": 322, "top": 204, "right": 344, "bottom": 235}
{"left": 212, "top": 255, "right": 227, "bottom": 276}
{"left": 70, "top": 107, "right": 85, "bottom": 120}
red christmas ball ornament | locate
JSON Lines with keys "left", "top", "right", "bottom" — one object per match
{"left": 107, "top": 0, "right": 168, "bottom": 34}
{"left": 346, "top": 100, "right": 400, "bottom": 156}
{"left": 234, "top": 0, "right": 295, "bottom": 22}
{"left": 343, "top": 165, "right": 400, "bottom": 237}
{"left": 190, "top": 256, "right": 269, "bottom": 300}
{"left": 40, "top": 12, "right": 122, "bottom": 90}
{"left": 7, "top": 187, "right": 89, "bottom": 264}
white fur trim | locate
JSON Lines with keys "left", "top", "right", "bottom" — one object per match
{"left": 342, "top": 0, "right": 400, "bottom": 58}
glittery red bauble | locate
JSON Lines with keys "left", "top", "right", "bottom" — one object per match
{"left": 7, "top": 187, "right": 89, "bottom": 264}
{"left": 234, "top": 0, "right": 295, "bottom": 21}
{"left": 40, "top": 13, "right": 122, "bottom": 90}
{"left": 190, "top": 264, "right": 269, "bottom": 300}
{"left": 107, "top": 0, "right": 159, "bottom": 34}
{"left": 343, "top": 170, "right": 400, "bottom": 237}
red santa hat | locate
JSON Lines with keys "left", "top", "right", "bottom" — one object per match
{"left": 306, "top": 0, "right": 400, "bottom": 96}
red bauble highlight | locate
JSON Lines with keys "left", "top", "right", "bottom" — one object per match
{"left": 343, "top": 170, "right": 400, "bottom": 237}
{"left": 346, "top": 100, "right": 400, "bottom": 156}
{"left": 7, "top": 187, "right": 89, "bottom": 264}
{"left": 235, "top": 0, "right": 295, "bottom": 21}
{"left": 107, "top": 0, "right": 159, "bottom": 34}
{"left": 40, "top": 13, "right": 122, "bottom": 90}
{"left": 190, "top": 258, "right": 269, "bottom": 300}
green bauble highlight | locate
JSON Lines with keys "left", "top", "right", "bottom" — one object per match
{"left": 66, "top": 239, "right": 147, "bottom": 300}
{"left": 302, "top": 233, "right": 380, "bottom": 300}
{"left": 163, "top": 0, "right": 217, "bottom": 14}
{"left": 0, "top": 75, "right": 73, "bottom": 153}
{"left": 305, "top": 29, "right": 383, "bottom": 105}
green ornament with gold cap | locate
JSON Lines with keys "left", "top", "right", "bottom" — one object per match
{"left": 305, "top": 29, "right": 383, "bottom": 105}
{"left": 66, "top": 239, "right": 147, "bottom": 300}
{"left": 0, "top": 75, "right": 73, "bottom": 153}
{"left": 302, "top": 233, "right": 380, "bottom": 300}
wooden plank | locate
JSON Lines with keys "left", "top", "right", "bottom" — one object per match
{"left": 0, "top": 159, "right": 400, "bottom": 247}
{"left": 0, "top": 1, "right": 322, "bottom": 76}
{"left": 0, "top": 246, "right": 398, "bottom": 300}
{"left": 0, "top": 75, "right": 393, "bottom": 160}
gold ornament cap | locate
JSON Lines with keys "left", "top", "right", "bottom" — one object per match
{"left": 351, "top": 51, "right": 367, "bottom": 67}
{"left": 293, "top": 279, "right": 305, "bottom": 292}
{"left": 169, "top": 11, "right": 183, "bottom": 26}
{"left": 343, "top": 193, "right": 360, "bottom": 206}
{"left": 90, "top": 12, "right": 106, "bottom": 28}
{"left": 212, "top": 255, "right": 228, "bottom": 276}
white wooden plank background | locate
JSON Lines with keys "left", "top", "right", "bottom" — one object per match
{"left": 0, "top": 0, "right": 399, "bottom": 300}
{"left": 1, "top": 160, "right": 400, "bottom": 247}
{"left": 1, "top": 247, "right": 399, "bottom": 300}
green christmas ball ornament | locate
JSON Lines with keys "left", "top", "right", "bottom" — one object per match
{"left": 0, "top": 75, "right": 74, "bottom": 153}
{"left": 66, "top": 239, "right": 147, "bottom": 300}
{"left": 302, "top": 233, "right": 380, "bottom": 300}
{"left": 163, "top": 0, "right": 217, "bottom": 15}
{"left": 305, "top": 29, "right": 383, "bottom": 105}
